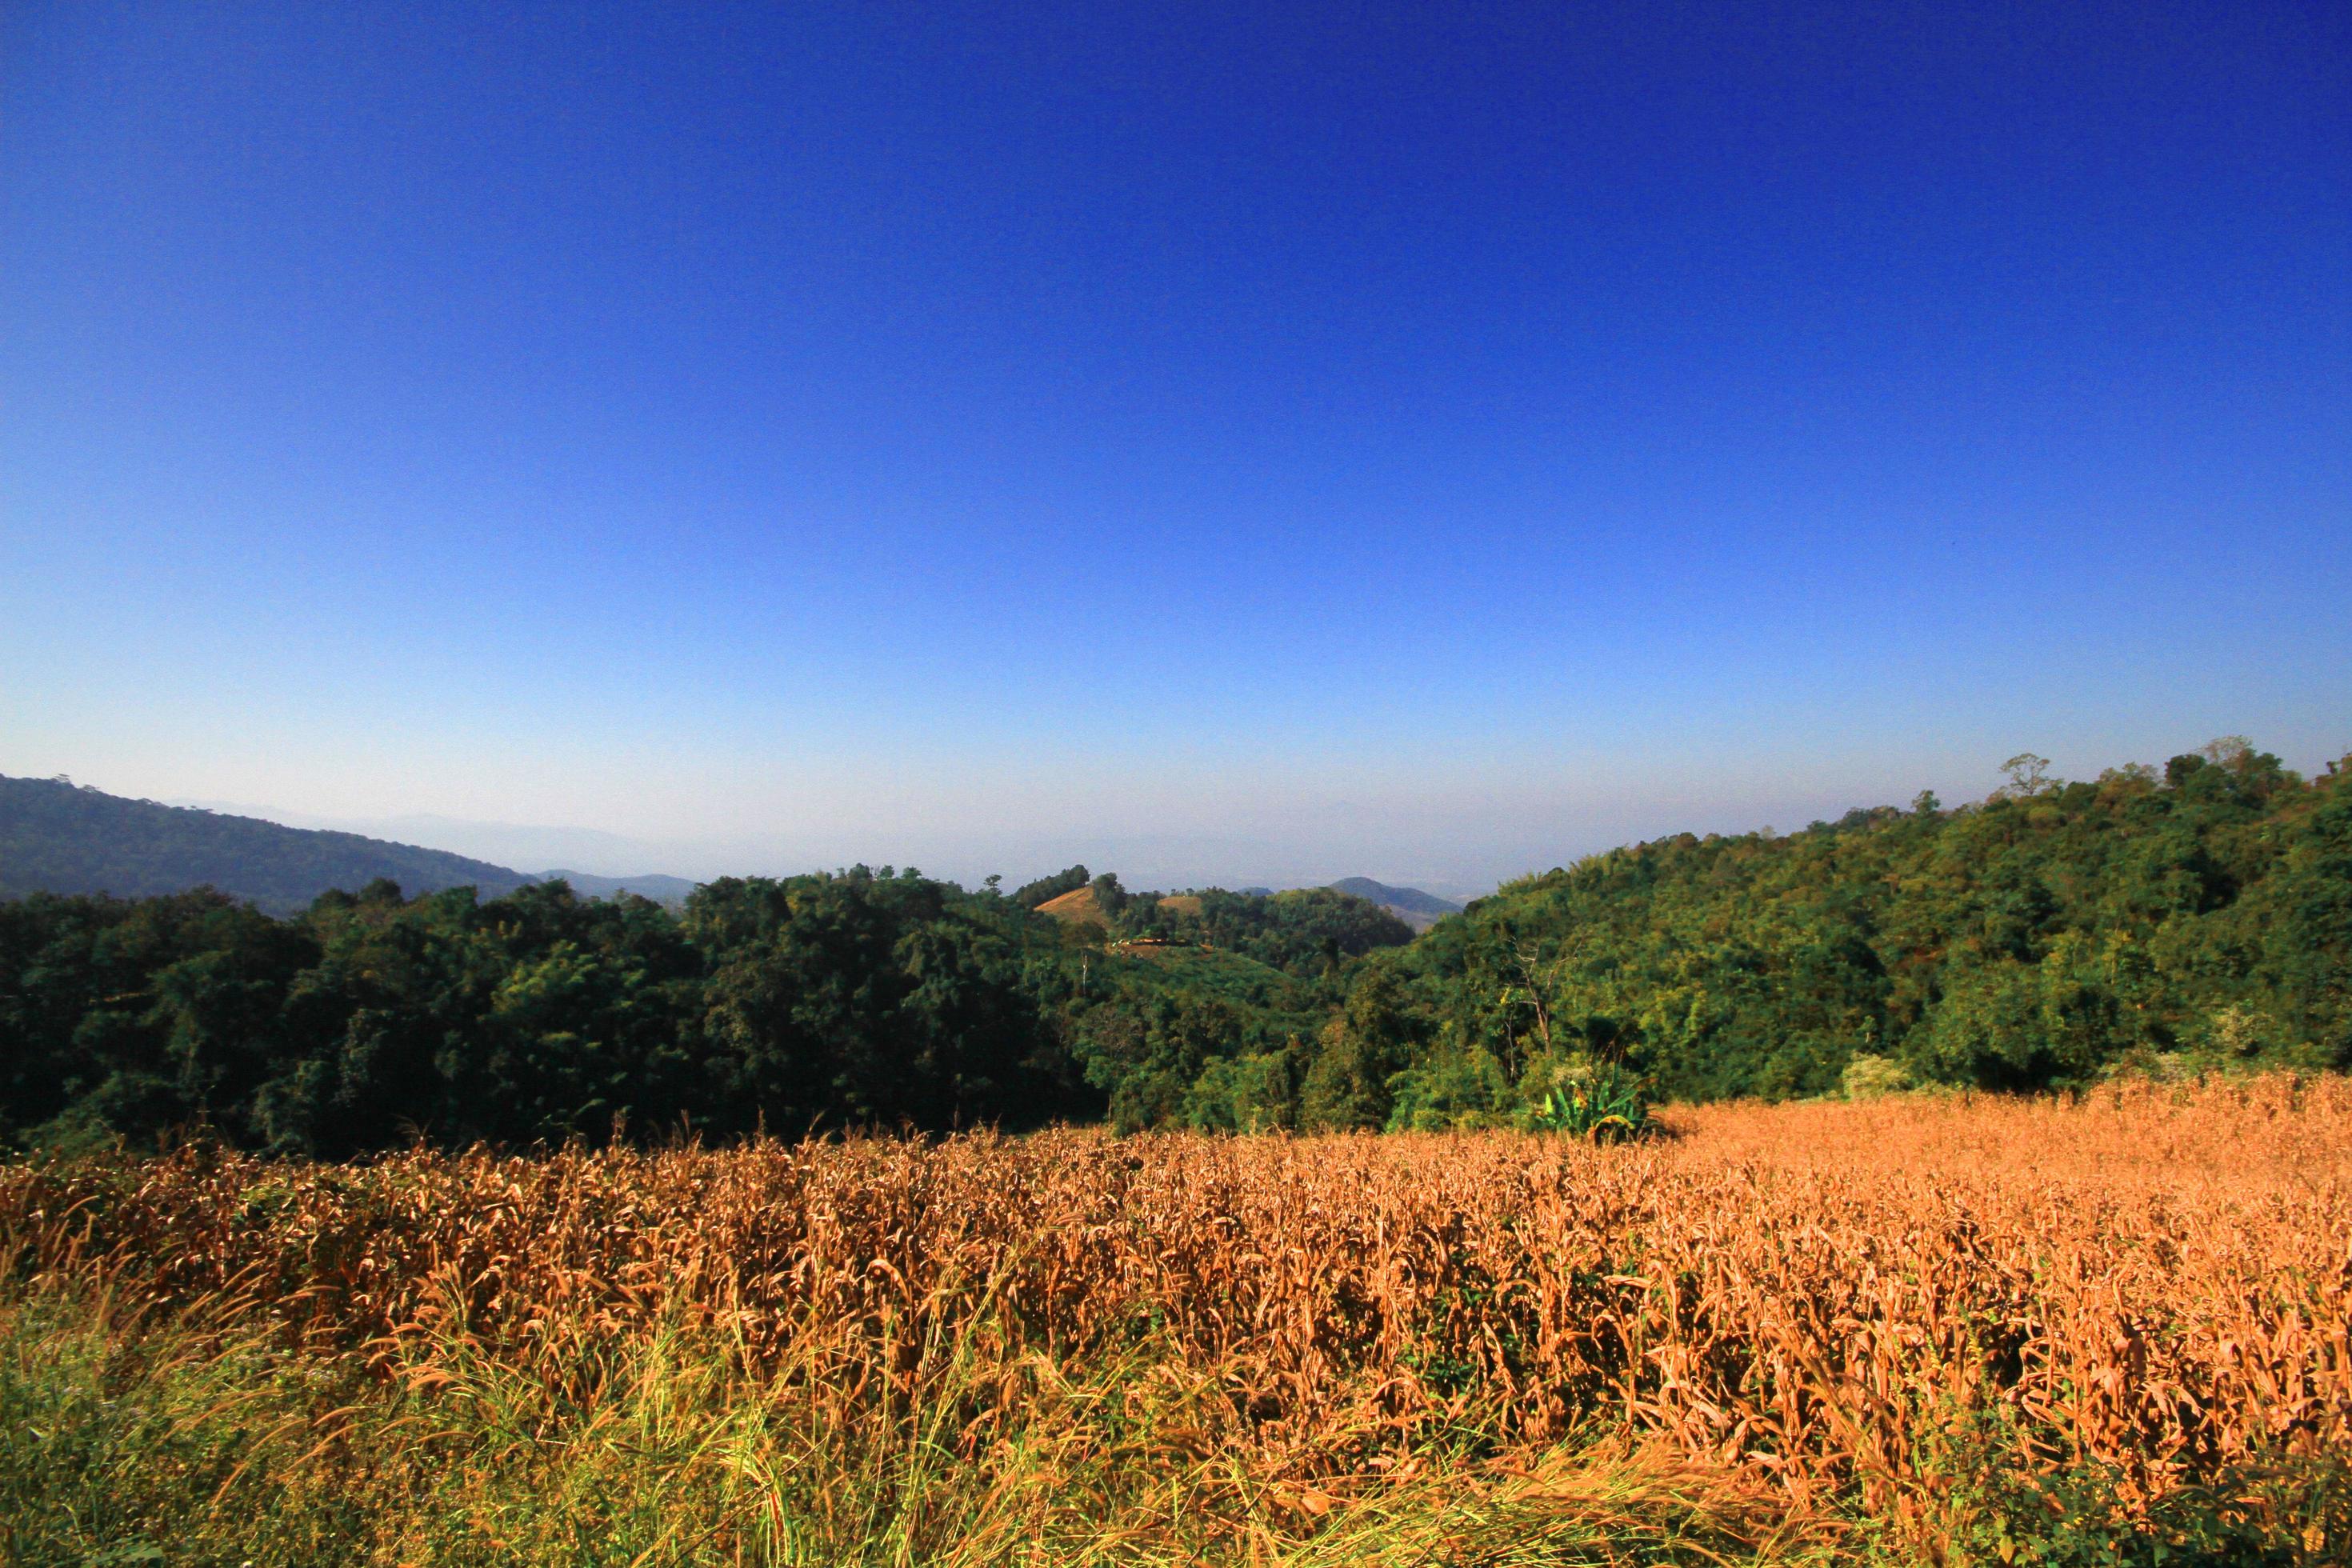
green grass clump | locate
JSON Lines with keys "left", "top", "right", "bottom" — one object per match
{"left": 0, "top": 1278, "right": 1846, "bottom": 1568}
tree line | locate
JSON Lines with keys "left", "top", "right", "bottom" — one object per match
{"left": 2, "top": 738, "right": 2346, "bottom": 1154}
{"left": 0, "top": 866, "right": 1410, "bottom": 1155}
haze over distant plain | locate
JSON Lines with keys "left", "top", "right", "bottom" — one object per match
{"left": 5, "top": 1, "right": 2346, "bottom": 892}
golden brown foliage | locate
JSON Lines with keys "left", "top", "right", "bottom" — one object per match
{"left": 4, "top": 1075, "right": 2347, "bottom": 1531}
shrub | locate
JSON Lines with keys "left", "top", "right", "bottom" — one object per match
{"left": 1840, "top": 1053, "right": 1913, "bottom": 1101}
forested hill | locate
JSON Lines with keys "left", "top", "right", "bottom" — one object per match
{"left": 1326, "top": 878, "right": 1462, "bottom": 932}
{"left": 0, "top": 774, "right": 535, "bottom": 913}
{"left": 1390, "top": 741, "right": 2352, "bottom": 1105}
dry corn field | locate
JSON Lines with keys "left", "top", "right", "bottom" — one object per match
{"left": 5, "top": 1075, "right": 2351, "bottom": 1566}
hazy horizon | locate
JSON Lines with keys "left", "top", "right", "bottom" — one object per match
{"left": 18, "top": 723, "right": 2339, "bottom": 899}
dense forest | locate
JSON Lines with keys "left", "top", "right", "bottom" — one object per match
{"left": 0, "top": 864, "right": 1376, "bottom": 1154}
{"left": 1384, "top": 739, "right": 2352, "bottom": 1114}
{"left": 2, "top": 738, "right": 2346, "bottom": 1154}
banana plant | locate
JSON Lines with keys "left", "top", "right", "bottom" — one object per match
{"left": 1524, "top": 1062, "right": 1652, "bottom": 1142}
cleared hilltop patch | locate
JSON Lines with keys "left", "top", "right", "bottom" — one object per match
{"left": 1034, "top": 883, "right": 1110, "bottom": 927}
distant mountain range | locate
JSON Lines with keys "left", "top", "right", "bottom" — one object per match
{"left": 538, "top": 870, "right": 702, "bottom": 903}
{"left": 0, "top": 774, "right": 695, "bottom": 914}
{"left": 0, "top": 774, "right": 1469, "bottom": 932}
{"left": 164, "top": 802, "right": 686, "bottom": 885}
{"left": 1324, "top": 877, "right": 1463, "bottom": 931}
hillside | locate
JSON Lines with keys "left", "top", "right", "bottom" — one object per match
{"left": 1028, "top": 872, "right": 1418, "bottom": 976}
{"left": 1326, "top": 877, "right": 1462, "bottom": 932}
{"left": 0, "top": 774, "right": 536, "bottom": 914}
{"left": 0, "top": 775, "right": 697, "bottom": 915}
{"left": 1093, "top": 940, "right": 1311, "bottom": 1018}
{"left": 1395, "top": 740, "right": 2352, "bottom": 1102}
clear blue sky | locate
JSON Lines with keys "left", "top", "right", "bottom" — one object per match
{"left": 4, "top": 1, "right": 2346, "bottom": 889}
